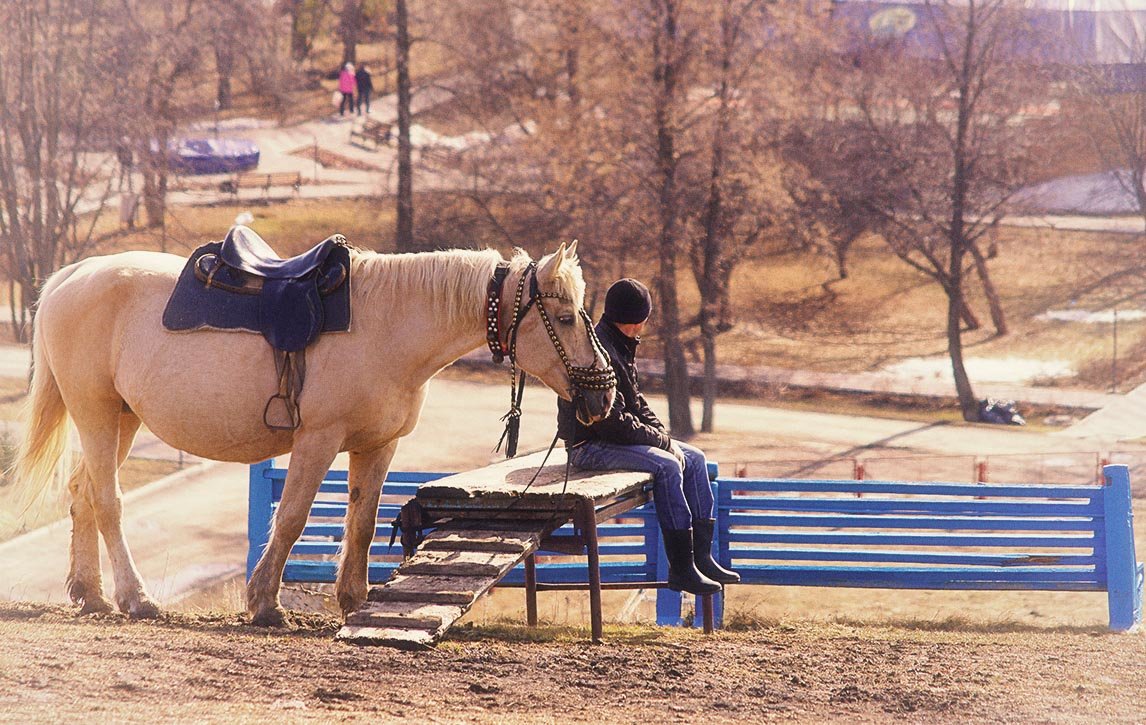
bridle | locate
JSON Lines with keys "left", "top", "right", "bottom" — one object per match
{"left": 485, "top": 260, "right": 616, "bottom": 457}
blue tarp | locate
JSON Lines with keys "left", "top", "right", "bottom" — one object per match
{"left": 166, "top": 138, "right": 260, "bottom": 175}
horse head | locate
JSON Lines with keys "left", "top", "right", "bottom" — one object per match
{"left": 505, "top": 242, "right": 616, "bottom": 425}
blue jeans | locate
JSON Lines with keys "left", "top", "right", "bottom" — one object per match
{"left": 568, "top": 440, "right": 713, "bottom": 531}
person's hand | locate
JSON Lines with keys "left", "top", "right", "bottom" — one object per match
{"left": 669, "top": 440, "right": 686, "bottom": 467}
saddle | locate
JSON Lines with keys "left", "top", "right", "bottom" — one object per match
{"left": 162, "top": 225, "right": 353, "bottom": 430}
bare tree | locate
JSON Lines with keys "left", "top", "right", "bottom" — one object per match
{"left": 0, "top": 0, "right": 120, "bottom": 340}
{"left": 431, "top": 0, "right": 803, "bottom": 433}
{"left": 278, "top": 0, "right": 331, "bottom": 64}
{"left": 838, "top": 0, "right": 1043, "bottom": 419}
{"left": 681, "top": 0, "right": 807, "bottom": 432}
{"left": 107, "top": 1, "right": 211, "bottom": 231}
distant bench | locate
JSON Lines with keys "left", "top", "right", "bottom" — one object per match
{"left": 220, "top": 171, "right": 302, "bottom": 197}
{"left": 248, "top": 462, "right": 1143, "bottom": 633}
{"left": 349, "top": 119, "right": 392, "bottom": 149}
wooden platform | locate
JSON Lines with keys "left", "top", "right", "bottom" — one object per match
{"left": 415, "top": 449, "right": 651, "bottom": 507}
{"left": 336, "top": 450, "right": 657, "bottom": 648}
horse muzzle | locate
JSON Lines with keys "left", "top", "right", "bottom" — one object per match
{"left": 574, "top": 386, "right": 615, "bottom": 426}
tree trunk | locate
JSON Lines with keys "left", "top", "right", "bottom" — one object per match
{"left": 968, "top": 239, "right": 1008, "bottom": 336}
{"left": 950, "top": 36, "right": 977, "bottom": 422}
{"left": 340, "top": 0, "right": 362, "bottom": 65}
{"left": 653, "top": 0, "right": 693, "bottom": 438}
{"left": 214, "top": 42, "right": 234, "bottom": 111}
{"left": 947, "top": 282, "right": 978, "bottom": 421}
{"left": 394, "top": 0, "right": 414, "bottom": 252}
{"left": 286, "top": 0, "right": 312, "bottom": 62}
{"left": 958, "top": 297, "right": 981, "bottom": 331}
{"left": 700, "top": 320, "right": 717, "bottom": 433}
{"left": 141, "top": 132, "right": 168, "bottom": 230}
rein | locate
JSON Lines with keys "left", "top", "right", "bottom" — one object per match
{"left": 486, "top": 260, "right": 616, "bottom": 458}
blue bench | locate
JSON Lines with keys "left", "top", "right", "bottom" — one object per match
{"left": 716, "top": 464, "right": 1143, "bottom": 631}
{"left": 248, "top": 462, "right": 1143, "bottom": 632}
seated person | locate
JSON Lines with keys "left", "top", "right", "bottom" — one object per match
{"left": 557, "top": 278, "right": 739, "bottom": 595}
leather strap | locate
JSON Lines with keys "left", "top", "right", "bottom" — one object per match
{"left": 485, "top": 262, "right": 511, "bottom": 363}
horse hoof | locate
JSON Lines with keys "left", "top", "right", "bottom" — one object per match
{"left": 251, "top": 607, "right": 290, "bottom": 628}
{"left": 129, "top": 598, "right": 161, "bottom": 619}
{"left": 337, "top": 589, "right": 366, "bottom": 617}
{"left": 78, "top": 596, "right": 115, "bottom": 615}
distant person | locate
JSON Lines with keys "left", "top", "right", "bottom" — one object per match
{"left": 355, "top": 63, "right": 373, "bottom": 115}
{"left": 556, "top": 279, "right": 739, "bottom": 596}
{"left": 114, "top": 138, "right": 134, "bottom": 191}
{"left": 338, "top": 62, "right": 356, "bottom": 117}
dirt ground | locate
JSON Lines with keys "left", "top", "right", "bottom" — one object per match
{"left": 0, "top": 602, "right": 1141, "bottom": 724}
{"left": 2, "top": 372, "right": 1143, "bottom": 723}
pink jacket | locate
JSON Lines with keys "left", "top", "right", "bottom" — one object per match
{"left": 339, "top": 69, "right": 356, "bottom": 94}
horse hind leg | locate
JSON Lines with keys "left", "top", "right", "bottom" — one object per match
{"left": 76, "top": 407, "right": 158, "bottom": 618}
{"left": 65, "top": 464, "right": 114, "bottom": 615}
{"left": 66, "top": 412, "right": 141, "bottom": 614}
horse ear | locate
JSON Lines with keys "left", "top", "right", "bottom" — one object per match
{"left": 566, "top": 239, "right": 579, "bottom": 261}
{"left": 538, "top": 242, "right": 567, "bottom": 282}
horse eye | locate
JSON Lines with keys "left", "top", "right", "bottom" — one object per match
{"left": 558, "top": 314, "right": 575, "bottom": 325}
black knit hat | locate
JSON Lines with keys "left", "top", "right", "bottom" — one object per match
{"left": 603, "top": 278, "right": 652, "bottom": 324}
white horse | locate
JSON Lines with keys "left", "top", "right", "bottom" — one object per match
{"left": 13, "top": 239, "right": 613, "bottom": 626}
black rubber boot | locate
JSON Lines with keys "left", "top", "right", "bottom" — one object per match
{"left": 692, "top": 518, "right": 740, "bottom": 584}
{"left": 663, "top": 528, "right": 722, "bottom": 595}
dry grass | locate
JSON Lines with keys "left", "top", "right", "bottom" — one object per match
{"left": 0, "top": 376, "right": 27, "bottom": 419}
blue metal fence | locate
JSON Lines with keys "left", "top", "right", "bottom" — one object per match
{"left": 248, "top": 462, "right": 1143, "bottom": 631}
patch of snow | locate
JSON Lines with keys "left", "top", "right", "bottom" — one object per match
{"left": 186, "top": 117, "right": 276, "bottom": 132}
{"left": 1039, "top": 309, "right": 1146, "bottom": 324}
{"left": 881, "top": 357, "right": 1073, "bottom": 384}
{"left": 409, "top": 123, "right": 494, "bottom": 151}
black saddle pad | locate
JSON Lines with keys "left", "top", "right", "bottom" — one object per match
{"left": 162, "top": 239, "right": 352, "bottom": 351}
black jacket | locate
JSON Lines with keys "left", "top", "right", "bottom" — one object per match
{"left": 557, "top": 319, "right": 671, "bottom": 450}
{"left": 355, "top": 68, "right": 373, "bottom": 95}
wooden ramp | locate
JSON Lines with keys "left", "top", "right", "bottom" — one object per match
{"left": 336, "top": 450, "right": 653, "bottom": 649}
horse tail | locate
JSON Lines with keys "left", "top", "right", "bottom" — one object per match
{"left": 10, "top": 277, "right": 73, "bottom": 503}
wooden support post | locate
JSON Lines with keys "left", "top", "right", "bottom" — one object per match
{"left": 580, "top": 497, "right": 604, "bottom": 644}
{"left": 701, "top": 594, "right": 714, "bottom": 634}
{"left": 524, "top": 553, "right": 538, "bottom": 627}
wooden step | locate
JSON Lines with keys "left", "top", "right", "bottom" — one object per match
{"left": 368, "top": 575, "right": 487, "bottom": 606}
{"left": 401, "top": 549, "right": 523, "bottom": 577}
{"left": 420, "top": 527, "right": 540, "bottom": 554}
{"left": 345, "top": 600, "right": 462, "bottom": 630}
{"left": 335, "top": 625, "right": 436, "bottom": 650}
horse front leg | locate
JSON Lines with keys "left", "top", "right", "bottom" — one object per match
{"left": 335, "top": 440, "right": 399, "bottom": 616}
{"left": 247, "top": 432, "right": 342, "bottom": 627}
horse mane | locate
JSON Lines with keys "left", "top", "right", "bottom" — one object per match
{"left": 350, "top": 246, "right": 586, "bottom": 329}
